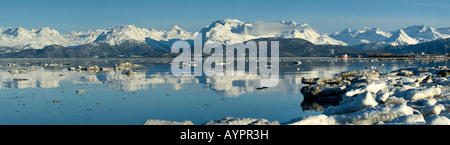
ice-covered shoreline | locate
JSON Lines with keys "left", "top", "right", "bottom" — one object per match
{"left": 144, "top": 66, "right": 450, "bottom": 125}
{"left": 293, "top": 66, "right": 450, "bottom": 125}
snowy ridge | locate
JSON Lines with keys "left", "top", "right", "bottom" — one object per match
{"left": 402, "top": 25, "right": 444, "bottom": 41}
{"left": 0, "top": 25, "right": 194, "bottom": 50}
{"left": 331, "top": 25, "right": 450, "bottom": 46}
{"left": 0, "top": 27, "right": 104, "bottom": 49}
{"left": 94, "top": 25, "right": 194, "bottom": 45}
{"left": 386, "top": 29, "right": 419, "bottom": 46}
{"left": 94, "top": 25, "right": 152, "bottom": 44}
{"left": 1, "top": 19, "right": 450, "bottom": 50}
{"left": 0, "top": 27, "right": 67, "bottom": 49}
{"left": 199, "top": 19, "right": 347, "bottom": 45}
{"left": 330, "top": 27, "right": 392, "bottom": 45}
{"left": 65, "top": 30, "right": 104, "bottom": 46}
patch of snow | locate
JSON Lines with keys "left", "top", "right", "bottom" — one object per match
{"left": 142, "top": 119, "right": 194, "bottom": 125}
{"left": 323, "top": 91, "right": 378, "bottom": 115}
{"left": 420, "top": 104, "right": 446, "bottom": 117}
{"left": 401, "top": 87, "right": 442, "bottom": 101}
{"left": 288, "top": 103, "right": 414, "bottom": 125}
{"left": 425, "top": 115, "right": 450, "bottom": 125}
{"left": 201, "top": 117, "right": 279, "bottom": 125}
{"left": 389, "top": 114, "right": 425, "bottom": 123}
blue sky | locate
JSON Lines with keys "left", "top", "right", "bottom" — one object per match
{"left": 0, "top": 0, "right": 449, "bottom": 33}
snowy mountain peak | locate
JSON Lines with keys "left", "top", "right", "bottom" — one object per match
{"left": 405, "top": 25, "right": 427, "bottom": 32}
{"left": 164, "top": 25, "right": 193, "bottom": 40}
{"left": 402, "top": 25, "right": 444, "bottom": 41}
{"left": 114, "top": 24, "right": 137, "bottom": 29}
{"left": 330, "top": 27, "right": 391, "bottom": 45}
{"left": 0, "top": 27, "right": 72, "bottom": 49}
{"left": 437, "top": 27, "right": 450, "bottom": 35}
{"left": 94, "top": 25, "right": 152, "bottom": 44}
{"left": 358, "top": 27, "right": 390, "bottom": 36}
{"left": 278, "top": 20, "right": 299, "bottom": 26}
{"left": 1, "top": 27, "right": 29, "bottom": 37}
{"left": 387, "top": 29, "right": 419, "bottom": 46}
{"left": 399, "top": 29, "right": 407, "bottom": 35}
{"left": 33, "top": 27, "right": 61, "bottom": 37}
{"left": 342, "top": 28, "right": 352, "bottom": 33}
{"left": 170, "top": 25, "right": 182, "bottom": 30}
{"left": 94, "top": 24, "right": 194, "bottom": 45}
{"left": 207, "top": 19, "right": 246, "bottom": 29}
{"left": 362, "top": 26, "right": 372, "bottom": 30}
{"left": 219, "top": 18, "right": 244, "bottom": 24}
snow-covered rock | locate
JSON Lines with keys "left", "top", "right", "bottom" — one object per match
{"left": 286, "top": 115, "right": 336, "bottom": 125}
{"left": 296, "top": 67, "right": 450, "bottom": 125}
{"left": 439, "top": 113, "right": 450, "bottom": 119}
{"left": 142, "top": 119, "right": 194, "bottom": 125}
{"left": 400, "top": 87, "right": 442, "bottom": 101}
{"left": 201, "top": 117, "right": 279, "bottom": 125}
{"left": 425, "top": 115, "right": 450, "bottom": 125}
{"left": 300, "top": 83, "right": 347, "bottom": 100}
{"left": 389, "top": 114, "right": 425, "bottom": 124}
{"left": 288, "top": 103, "right": 414, "bottom": 125}
{"left": 323, "top": 90, "right": 378, "bottom": 115}
{"left": 376, "top": 92, "right": 390, "bottom": 103}
{"left": 416, "top": 98, "right": 438, "bottom": 106}
{"left": 420, "top": 104, "right": 446, "bottom": 117}
{"left": 383, "top": 96, "right": 407, "bottom": 107}
{"left": 344, "top": 82, "right": 386, "bottom": 98}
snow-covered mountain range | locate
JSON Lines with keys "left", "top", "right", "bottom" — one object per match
{"left": 0, "top": 27, "right": 99, "bottom": 50}
{"left": 198, "top": 19, "right": 346, "bottom": 45}
{"left": 1, "top": 19, "right": 449, "bottom": 51}
{"left": 0, "top": 24, "right": 194, "bottom": 50}
{"left": 330, "top": 25, "right": 450, "bottom": 46}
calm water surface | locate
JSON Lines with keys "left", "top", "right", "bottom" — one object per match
{"left": 0, "top": 58, "right": 448, "bottom": 124}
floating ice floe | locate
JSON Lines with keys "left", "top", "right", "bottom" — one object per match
{"left": 142, "top": 117, "right": 279, "bottom": 125}
{"left": 287, "top": 103, "right": 414, "bottom": 125}
{"left": 201, "top": 117, "right": 279, "bottom": 125}
{"left": 143, "top": 119, "right": 194, "bottom": 125}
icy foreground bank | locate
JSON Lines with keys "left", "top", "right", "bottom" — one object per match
{"left": 293, "top": 66, "right": 450, "bottom": 125}
{"left": 143, "top": 67, "right": 450, "bottom": 125}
